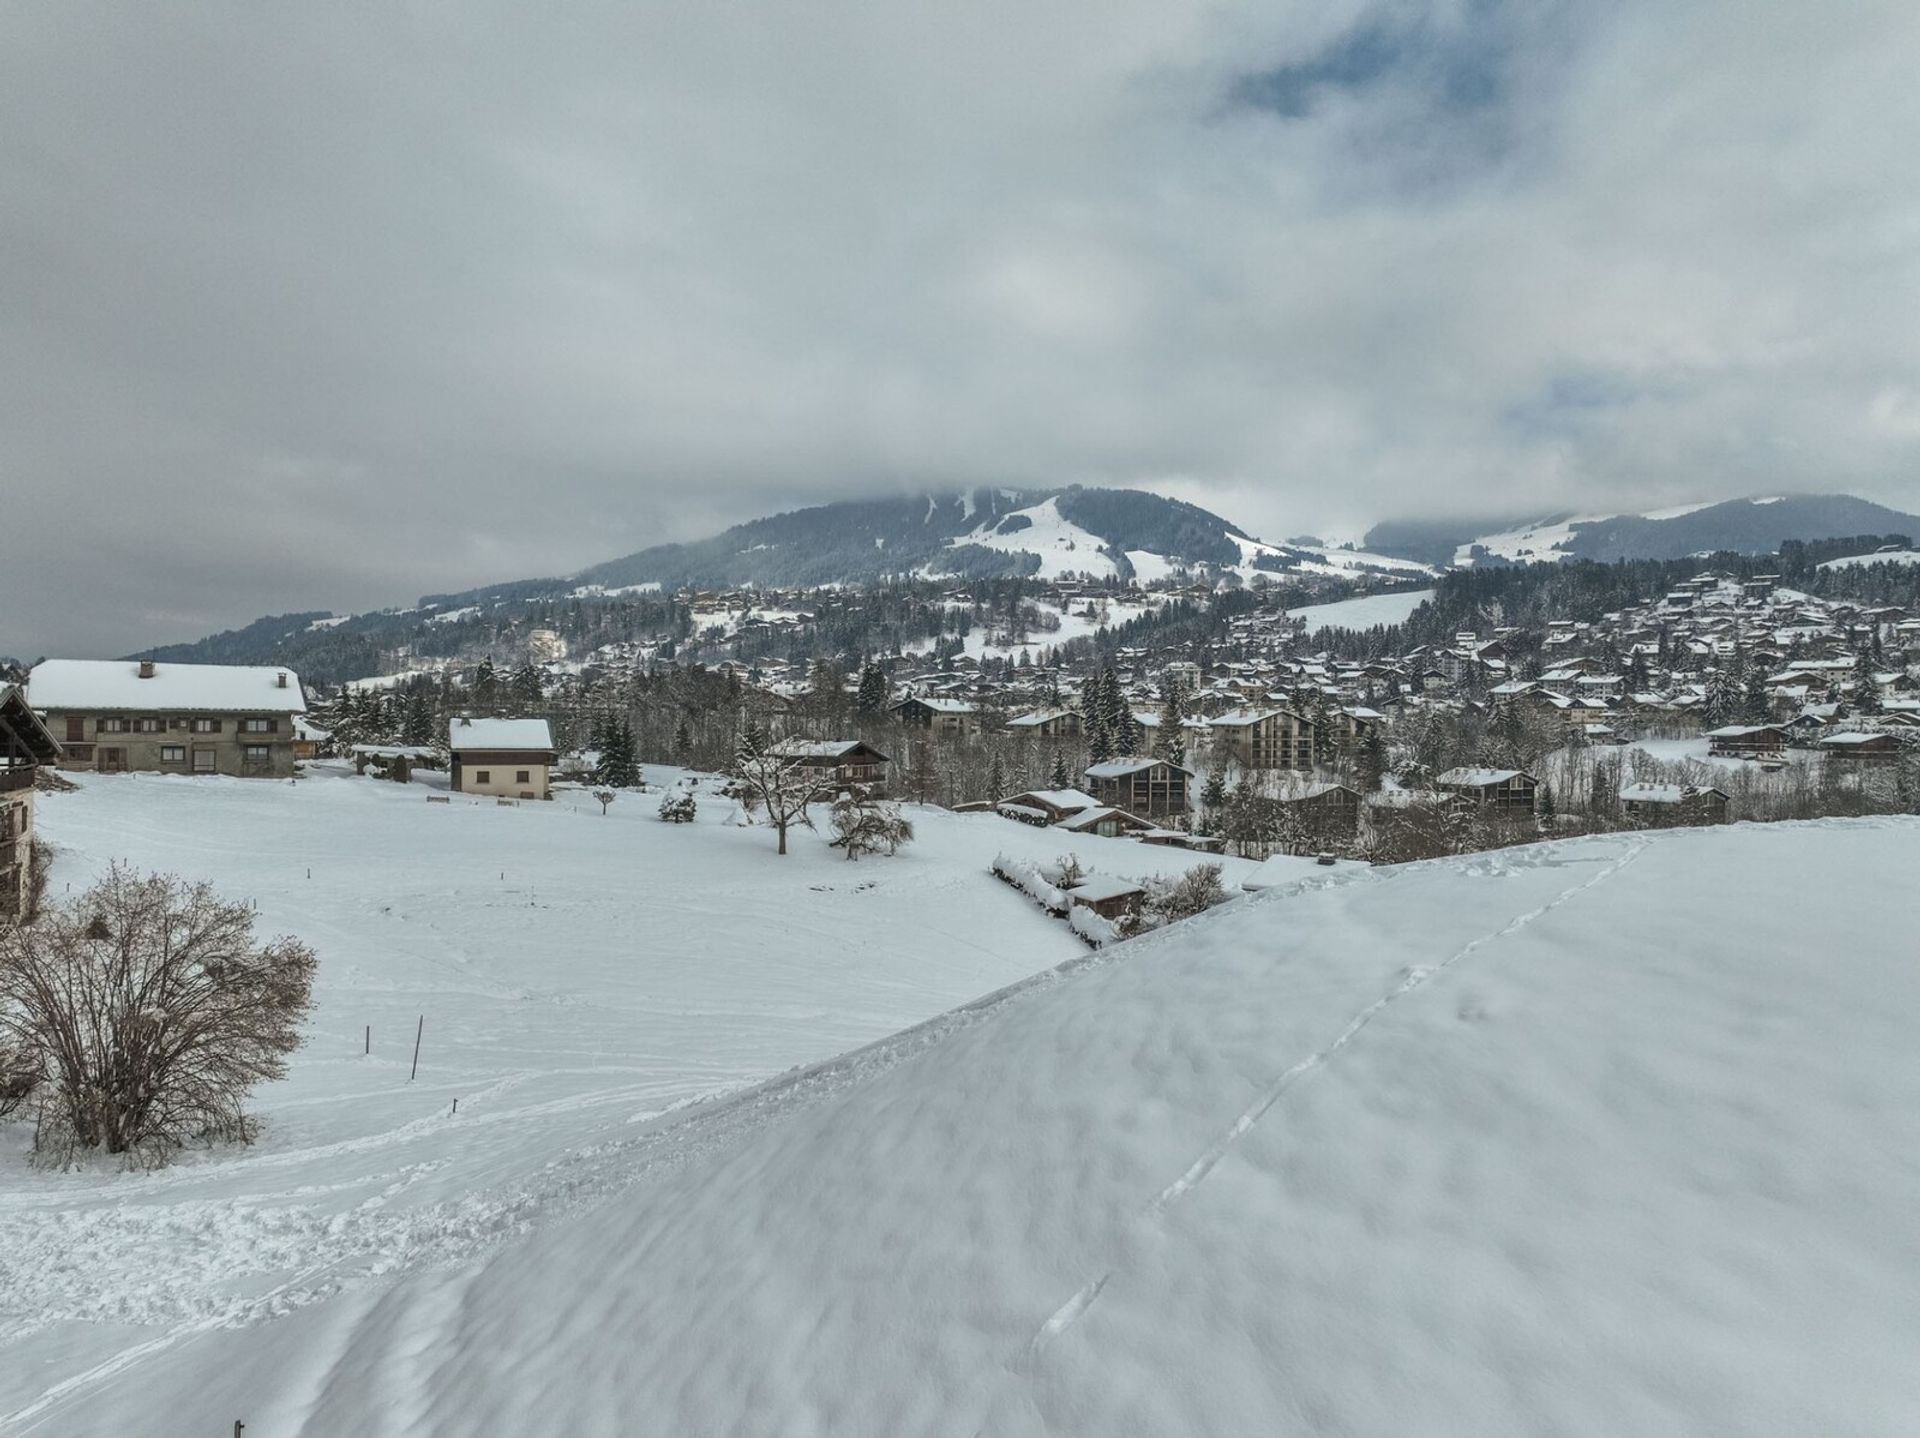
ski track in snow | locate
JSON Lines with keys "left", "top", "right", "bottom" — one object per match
{"left": 1025, "top": 837, "right": 1648, "bottom": 1361}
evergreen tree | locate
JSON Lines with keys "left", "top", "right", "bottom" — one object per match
{"left": 596, "top": 721, "right": 641, "bottom": 788}
{"left": 1356, "top": 729, "right": 1387, "bottom": 794}
{"left": 472, "top": 658, "right": 499, "bottom": 713}
{"left": 1048, "top": 751, "right": 1072, "bottom": 790}
{"left": 510, "top": 663, "right": 544, "bottom": 709}
{"left": 674, "top": 716, "right": 694, "bottom": 757}
{"left": 854, "top": 663, "right": 889, "bottom": 718}
{"left": 985, "top": 753, "right": 1006, "bottom": 802}
{"left": 1201, "top": 768, "right": 1227, "bottom": 813}
{"left": 1853, "top": 650, "right": 1882, "bottom": 713}
{"left": 1154, "top": 676, "right": 1189, "bottom": 768}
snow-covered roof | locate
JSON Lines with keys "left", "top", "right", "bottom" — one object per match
{"left": 1435, "top": 767, "right": 1531, "bottom": 787}
{"left": 1062, "top": 874, "right": 1144, "bottom": 902}
{"left": 1621, "top": 782, "right": 1727, "bottom": 803}
{"left": 765, "top": 740, "right": 878, "bottom": 760}
{"left": 448, "top": 717, "right": 555, "bottom": 752}
{"left": 1819, "top": 732, "right": 1893, "bottom": 746}
{"left": 1207, "top": 708, "right": 1287, "bottom": 727}
{"left": 28, "top": 659, "right": 307, "bottom": 714}
{"left": 897, "top": 696, "right": 976, "bottom": 714}
{"left": 1058, "top": 806, "right": 1149, "bottom": 833}
{"left": 1007, "top": 788, "right": 1099, "bottom": 812}
{"left": 1085, "top": 757, "right": 1194, "bottom": 779}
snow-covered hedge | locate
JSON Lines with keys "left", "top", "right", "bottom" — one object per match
{"left": 1067, "top": 905, "right": 1119, "bottom": 947}
{"left": 990, "top": 854, "right": 1070, "bottom": 916}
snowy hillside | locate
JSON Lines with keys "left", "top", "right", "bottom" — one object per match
{"left": 0, "top": 767, "right": 1268, "bottom": 1431}
{"left": 1449, "top": 494, "right": 1920, "bottom": 566}
{"left": 1286, "top": 586, "right": 1434, "bottom": 633}
{"left": 10, "top": 808, "right": 1919, "bottom": 1434}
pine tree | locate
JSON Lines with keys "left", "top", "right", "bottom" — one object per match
{"left": 854, "top": 663, "right": 889, "bottom": 718}
{"left": 472, "top": 658, "right": 499, "bottom": 714}
{"left": 985, "top": 753, "right": 1006, "bottom": 803}
{"left": 1356, "top": 730, "right": 1387, "bottom": 794}
{"left": 1084, "top": 671, "right": 1115, "bottom": 766}
{"left": 510, "top": 663, "right": 544, "bottom": 709}
{"left": 1853, "top": 650, "right": 1882, "bottom": 713}
{"left": 1048, "top": 751, "right": 1072, "bottom": 790}
{"left": 674, "top": 716, "right": 693, "bottom": 757}
{"left": 1154, "top": 677, "right": 1188, "bottom": 768}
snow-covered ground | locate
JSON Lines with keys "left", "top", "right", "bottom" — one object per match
{"left": 902, "top": 595, "right": 1165, "bottom": 661}
{"left": 1288, "top": 586, "right": 1434, "bottom": 633}
{"left": 943, "top": 497, "right": 1121, "bottom": 580}
{"left": 1820, "top": 549, "right": 1920, "bottom": 569}
{"left": 9, "top": 812, "right": 1916, "bottom": 1434}
{"left": 0, "top": 766, "right": 1259, "bottom": 1429}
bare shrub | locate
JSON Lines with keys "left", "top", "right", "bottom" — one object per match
{"left": 0, "top": 866, "right": 316, "bottom": 1165}
{"left": 828, "top": 793, "right": 914, "bottom": 860}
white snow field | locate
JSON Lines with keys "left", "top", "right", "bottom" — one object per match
{"left": 2, "top": 766, "right": 1270, "bottom": 1432}
{"left": 1287, "top": 586, "right": 1435, "bottom": 633}
{"left": 10, "top": 793, "right": 1920, "bottom": 1436}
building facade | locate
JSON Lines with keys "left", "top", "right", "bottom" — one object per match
{"left": 1, "top": 686, "right": 60, "bottom": 918}
{"left": 27, "top": 660, "right": 305, "bottom": 779}
{"left": 449, "top": 717, "right": 557, "bottom": 800}
{"left": 1207, "top": 708, "right": 1316, "bottom": 770}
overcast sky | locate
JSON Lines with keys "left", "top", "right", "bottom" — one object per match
{"left": 6, "top": 1, "right": 1920, "bottom": 657}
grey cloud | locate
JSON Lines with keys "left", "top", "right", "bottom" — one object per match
{"left": 4, "top": 1, "right": 1919, "bottom": 656}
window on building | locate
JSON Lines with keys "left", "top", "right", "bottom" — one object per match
{"left": 64, "top": 716, "right": 84, "bottom": 742}
{"left": 516, "top": 770, "right": 530, "bottom": 784}
{"left": 191, "top": 749, "right": 216, "bottom": 773}
{"left": 97, "top": 717, "right": 128, "bottom": 733}
{"left": 242, "top": 745, "right": 271, "bottom": 768}
{"left": 474, "top": 770, "right": 491, "bottom": 784}
{"left": 191, "top": 718, "right": 221, "bottom": 734}
{"left": 160, "top": 745, "right": 186, "bottom": 764}
{"left": 134, "top": 718, "right": 165, "bottom": 733}
{"left": 241, "top": 718, "right": 272, "bottom": 734}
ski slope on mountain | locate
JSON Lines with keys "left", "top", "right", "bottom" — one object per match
{"left": 1287, "top": 586, "right": 1434, "bottom": 632}
{"left": 1, "top": 767, "right": 1268, "bottom": 1431}
{"left": 12, "top": 813, "right": 1919, "bottom": 1435}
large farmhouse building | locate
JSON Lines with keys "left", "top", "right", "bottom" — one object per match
{"left": 27, "top": 659, "right": 306, "bottom": 778}
{"left": 1, "top": 686, "right": 61, "bottom": 918}
{"left": 448, "top": 717, "right": 558, "bottom": 800}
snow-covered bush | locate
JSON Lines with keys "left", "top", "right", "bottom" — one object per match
{"left": 0, "top": 865, "right": 316, "bottom": 1165}
{"left": 1067, "top": 905, "right": 1119, "bottom": 947}
{"left": 658, "top": 793, "right": 698, "bottom": 824}
{"left": 990, "top": 854, "right": 1071, "bottom": 915}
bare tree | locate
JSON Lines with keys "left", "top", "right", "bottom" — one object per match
{"left": 592, "top": 788, "right": 616, "bottom": 815}
{"left": 828, "top": 793, "right": 915, "bottom": 860}
{"left": 0, "top": 866, "right": 316, "bottom": 1165}
{"left": 732, "top": 741, "right": 815, "bottom": 855}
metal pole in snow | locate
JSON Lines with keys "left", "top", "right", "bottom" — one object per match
{"left": 409, "top": 1015, "right": 423, "bottom": 1081}
{"left": 364, "top": 1024, "right": 370, "bottom": 1056}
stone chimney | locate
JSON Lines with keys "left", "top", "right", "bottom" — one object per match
{"left": 138, "top": 660, "right": 155, "bottom": 679}
{"left": 276, "top": 672, "right": 288, "bottom": 688}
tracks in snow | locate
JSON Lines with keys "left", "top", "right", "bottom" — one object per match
{"left": 1026, "top": 837, "right": 1649, "bottom": 1360}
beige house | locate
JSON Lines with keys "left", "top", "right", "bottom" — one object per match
{"left": 1, "top": 685, "right": 60, "bottom": 918}
{"left": 27, "top": 659, "right": 305, "bottom": 778}
{"left": 1207, "top": 707, "right": 1316, "bottom": 770}
{"left": 449, "top": 717, "right": 557, "bottom": 800}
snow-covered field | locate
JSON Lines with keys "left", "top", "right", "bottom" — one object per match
{"left": 1820, "top": 548, "right": 1920, "bottom": 569}
{"left": 1, "top": 766, "right": 1258, "bottom": 1431}
{"left": 8, "top": 778, "right": 1919, "bottom": 1435}
{"left": 1288, "top": 586, "right": 1434, "bottom": 633}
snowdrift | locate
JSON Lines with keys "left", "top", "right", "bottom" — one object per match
{"left": 27, "top": 820, "right": 1920, "bottom": 1435}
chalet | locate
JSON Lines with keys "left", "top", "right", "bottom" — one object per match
{"left": 1273, "top": 780, "right": 1362, "bottom": 836}
{"left": 1006, "top": 707, "right": 1082, "bottom": 738}
{"left": 292, "top": 715, "right": 331, "bottom": 761}
{"left": 1, "top": 686, "right": 60, "bottom": 918}
{"left": 1206, "top": 708, "right": 1316, "bottom": 770}
{"left": 1435, "top": 767, "right": 1538, "bottom": 814}
{"left": 997, "top": 788, "right": 1099, "bottom": 825}
{"left": 1818, "top": 732, "right": 1902, "bottom": 764}
{"left": 1620, "top": 782, "right": 1730, "bottom": 826}
{"left": 448, "top": 716, "right": 557, "bottom": 800}
{"left": 1705, "top": 724, "right": 1790, "bottom": 758}
{"left": 1058, "top": 805, "right": 1156, "bottom": 840}
{"left": 1061, "top": 874, "right": 1145, "bottom": 921}
{"left": 892, "top": 696, "right": 978, "bottom": 735}
{"left": 765, "top": 739, "right": 891, "bottom": 795}
{"left": 27, "top": 659, "right": 306, "bottom": 778}
{"left": 1085, "top": 757, "right": 1192, "bottom": 817}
